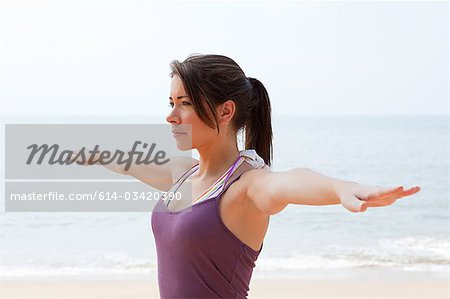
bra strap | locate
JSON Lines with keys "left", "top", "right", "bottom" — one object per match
{"left": 164, "top": 164, "right": 199, "bottom": 205}
{"left": 216, "top": 160, "right": 257, "bottom": 199}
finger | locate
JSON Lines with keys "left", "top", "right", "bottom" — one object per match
{"left": 397, "top": 186, "right": 421, "bottom": 197}
{"left": 367, "top": 186, "right": 404, "bottom": 200}
{"left": 409, "top": 186, "right": 421, "bottom": 194}
{"left": 363, "top": 195, "right": 402, "bottom": 207}
{"left": 360, "top": 187, "right": 421, "bottom": 211}
{"left": 361, "top": 200, "right": 396, "bottom": 210}
{"left": 385, "top": 186, "right": 420, "bottom": 197}
{"left": 360, "top": 203, "right": 368, "bottom": 212}
{"left": 381, "top": 186, "right": 405, "bottom": 196}
{"left": 362, "top": 188, "right": 419, "bottom": 207}
{"left": 375, "top": 187, "right": 421, "bottom": 201}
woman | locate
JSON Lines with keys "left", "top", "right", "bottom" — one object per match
{"left": 150, "top": 54, "right": 420, "bottom": 298}
{"left": 73, "top": 53, "right": 421, "bottom": 298}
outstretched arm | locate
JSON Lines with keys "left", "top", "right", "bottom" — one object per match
{"left": 69, "top": 150, "right": 198, "bottom": 192}
{"left": 244, "top": 167, "right": 421, "bottom": 215}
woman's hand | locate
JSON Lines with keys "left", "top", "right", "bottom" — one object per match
{"left": 339, "top": 184, "right": 421, "bottom": 213}
{"left": 68, "top": 149, "right": 100, "bottom": 166}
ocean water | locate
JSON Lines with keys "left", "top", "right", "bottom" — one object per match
{"left": 0, "top": 115, "right": 448, "bottom": 279}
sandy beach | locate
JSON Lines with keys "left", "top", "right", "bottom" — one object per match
{"left": 1, "top": 277, "right": 448, "bottom": 299}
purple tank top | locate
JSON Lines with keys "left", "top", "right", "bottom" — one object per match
{"left": 151, "top": 158, "right": 263, "bottom": 298}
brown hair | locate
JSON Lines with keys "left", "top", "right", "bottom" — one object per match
{"left": 169, "top": 54, "right": 273, "bottom": 167}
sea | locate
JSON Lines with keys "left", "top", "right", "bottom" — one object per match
{"left": 0, "top": 114, "right": 448, "bottom": 280}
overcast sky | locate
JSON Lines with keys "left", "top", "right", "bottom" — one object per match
{"left": 0, "top": 1, "right": 448, "bottom": 116}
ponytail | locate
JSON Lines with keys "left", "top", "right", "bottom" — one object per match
{"left": 246, "top": 77, "right": 273, "bottom": 167}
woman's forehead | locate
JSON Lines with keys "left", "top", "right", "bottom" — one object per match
{"left": 170, "top": 75, "right": 187, "bottom": 94}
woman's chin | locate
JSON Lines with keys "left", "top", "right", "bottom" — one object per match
{"left": 174, "top": 142, "right": 193, "bottom": 152}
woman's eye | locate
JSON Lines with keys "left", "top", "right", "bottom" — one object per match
{"left": 167, "top": 101, "right": 191, "bottom": 108}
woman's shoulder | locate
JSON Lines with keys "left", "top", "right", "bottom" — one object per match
{"left": 223, "top": 164, "right": 273, "bottom": 214}
{"left": 239, "top": 164, "right": 272, "bottom": 182}
{"left": 234, "top": 159, "right": 273, "bottom": 194}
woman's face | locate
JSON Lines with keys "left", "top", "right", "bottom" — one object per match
{"left": 166, "top": 75, "right": 218, "bottom": 150}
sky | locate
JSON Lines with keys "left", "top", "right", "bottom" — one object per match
{"left": 0, "top": 0, "right": 448, "bottom": 117}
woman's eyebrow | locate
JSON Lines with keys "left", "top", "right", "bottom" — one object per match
{"left": 169, "top": 96, "right": 189, "bottom": 100}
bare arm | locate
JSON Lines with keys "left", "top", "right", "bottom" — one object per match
{"left": 244, "top": 167, "right": 421, "bottom": 215}
{"left": 108, "top": 155, "right": 197, "bottom": 191}
{"left": 273, "top": 167, "right": 359, "bottom": 205}
{"left": 70, "top": 150, "right": 198, "bottom": 192}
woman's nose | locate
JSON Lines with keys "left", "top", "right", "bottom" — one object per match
{"left": 166, "top": 110, "right": 180, "bottom": 124}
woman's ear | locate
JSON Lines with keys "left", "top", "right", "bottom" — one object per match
{"left": 218, "top": 100, "right": 235, "bottom": 125}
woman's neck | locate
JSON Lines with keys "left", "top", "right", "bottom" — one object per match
{"left": 194, "top": 140, "right": 240, "bottom": 181}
